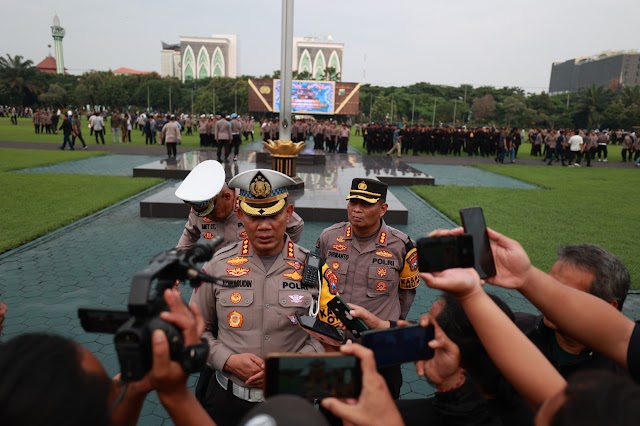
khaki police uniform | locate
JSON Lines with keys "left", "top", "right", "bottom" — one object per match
{"left": 177, "top": 209, "right": 305, "bottom": 250}
{"left": 317, "top": 220, "right": 419, "bottom": 323}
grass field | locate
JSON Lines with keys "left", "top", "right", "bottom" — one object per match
{"left": 0, "top": 148, "right": 162, "bottom": 253}
{"left": 412, "top": 165, "right": 640, "bottom": 289}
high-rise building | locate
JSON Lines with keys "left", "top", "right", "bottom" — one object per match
{"left": 51, "top": 14, "right": 65, "bottom": 75}
{"left": 549, "top": 50, "right": 640, "bottom": 94}
{"left": 293, "top": 36, "right": 344, "bottom": 81}
{"left": 160, "top": 42, "right": 181, "bottom": 78}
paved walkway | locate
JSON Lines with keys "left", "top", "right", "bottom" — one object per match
{"left": 1, "top": 141, "right": 638, "bottom": 424}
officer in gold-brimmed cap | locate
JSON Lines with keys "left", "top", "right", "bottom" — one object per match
{"left": 345, "top": 178, "right": 388, "bottom": 204}
{"left": 230, "top": 169, "right": 296, "bottom": 218}
{"left": 316, "top": 177, "right": 419, "bottom": 399}
{"left": 192, "top": 168, "right": 323, "bottom": 424}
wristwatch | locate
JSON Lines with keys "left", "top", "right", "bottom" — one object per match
{"left": 181, "top": 338, "right": 209, "bottom": 373}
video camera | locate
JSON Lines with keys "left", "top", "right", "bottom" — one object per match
{"left": 78, "top": 237, "right": 224, "bottom": 382}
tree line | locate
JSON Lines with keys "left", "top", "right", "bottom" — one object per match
{"left": 1, "top": 53, "right": 639, "bottom": 129}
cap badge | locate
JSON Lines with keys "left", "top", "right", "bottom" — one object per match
{"left": 249, "top": 172, "right": 271, "bottom": 198}
{"left": 358, "top": 181, "right": 368, "bottom": 190}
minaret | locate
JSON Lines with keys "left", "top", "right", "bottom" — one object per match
{"left": 51, "top": 14, "right": 65, "bottom": 74}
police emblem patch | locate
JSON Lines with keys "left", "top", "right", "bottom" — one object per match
{"left": 288, "top": 294, "right": 304, "bottom": 304}
{"left": 377, "top": 268, "right": 387, "bottom": 277}
{"left": 375, "top": 281, "right": 388, "bottom": 292}
{"left": 408, "top": 251, "right": 419, "bottom": 272}
{"left": 375, "top": 250, "right": 393, "bottom": 258}
{"left": 230, "top": 292, "right": 242, "bottom": 304}
{"left": 203, "top": 232, "right": 214, "bottom": 240}
{"left": 228, "top": 311, "right": 243, "bottom": 328}
{"left": 331, "top": 261, "right": 340, "bottom": 270}
{"left": 227, "top": 267, "right": 250, "bottom": 277}
{"left": 332, "top": 244, "right": 348, "bottom": 252}
{"left": 227, "top": 256, "right": 249, "bottom": 266}
{"left": 283, "top": 270, "right": 303, "bottom": 281}
{"left": 286, "top": 260, "right": 303, "bottom": 271}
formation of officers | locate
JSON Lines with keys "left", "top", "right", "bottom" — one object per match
{"left": 173, "top": 161, "right": 419, "bottom": 426}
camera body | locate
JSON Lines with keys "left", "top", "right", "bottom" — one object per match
{"left": 79, "top": 238, "right": 224, "bottom": 382}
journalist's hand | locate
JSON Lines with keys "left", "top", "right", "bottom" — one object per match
{"left": 420, "top": 267, "right": 483, "bottom": 300}
{"left": 321, "top": 343, "right": 404, "bottom": 426}
{"left": 347, "top": 303, "right": 390, "bottom": 330}
{"left": 484, "top": 228, "right": 532, "bottom": 290}
{"left": 415, "top": 315, "right": 464, "bottom": 389}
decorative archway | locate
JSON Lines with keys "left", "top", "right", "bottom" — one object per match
{"left": 212, "top": 47, "right": 225, "bottom": 77}
{"left": 298, "top": 49, "right": 312, "bottom": 74}
{"left": 328, "top": 50, "right": 341, "bottom": 75}
{"left": 182, "top": 46, "right": 195, "bottom": 81}
{"left": 197, "top": 46, "right": 211, "bottom": 79}
{"left": 313, "top": 50, "right": 326, "bottom": 80}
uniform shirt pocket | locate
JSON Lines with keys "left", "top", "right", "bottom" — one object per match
{"left": 218, "top": 289, "right": 254, "bottom": 329}
{"left": 366, "top": 266, "right": 396, "bottom": 298}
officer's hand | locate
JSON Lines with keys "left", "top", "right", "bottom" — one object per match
{"left": 224, "top": 353, "right": 264, "bottom": 383}
{"left": 244, "top": 370, "right": 264, "bottom": 387}
{"left": 321, "top": 343, "right": 403, "bottom": 426}
{"left": 347, "top": 303, "right": 390, "bottom": 330}
{"left": 414, "top": 315, "right": 463, "bottom": 389}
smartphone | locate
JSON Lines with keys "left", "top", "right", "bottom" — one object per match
{"left": 326, "top": 295, "right": 369, "bottom": 338}
{"left": 264, "top": 353, "right": 361, "bottom": 400}
{"left": 459, "top": 207, "right": 497, "bottom": 279}
{"left": 295, "top": 312, "right": 346, "bottom": 347}
{"left": 78, "top": 307, "right": 130, "bottom": 334}
{"left": 416, "top": 234, "right": 475, "bottom": 273}
{"left": 361, "top": 324, "right": 435, "bottom": 367}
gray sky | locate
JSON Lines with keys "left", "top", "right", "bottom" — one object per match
{"left": 4, "top": 0, "right": 639, "bottom": 93}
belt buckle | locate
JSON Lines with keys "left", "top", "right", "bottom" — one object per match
{"left": 247, "top": 388, "right": 263, "bottom": 403}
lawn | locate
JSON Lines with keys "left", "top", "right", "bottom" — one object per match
{"left": 411, "top": 165, "right": 640, "bottom": 289}
{"left": 0, "top": 148, "right": 162, "bottom": 253}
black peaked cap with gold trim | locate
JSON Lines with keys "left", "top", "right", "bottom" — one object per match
{"left": 229, "top": 169, "right": 296, "bottom": 217}
{"left": 346, "top": 178, "right": 388, "bottom": 204}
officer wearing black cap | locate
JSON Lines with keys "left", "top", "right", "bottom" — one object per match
{"left": 175, "top": 161, "right": 304, "bottom": 251}
{"left": 192, "top": 169, "right": 323, "bottom": 426}
{"left": 316, "top": 178, "right": 419, "bottom": 398}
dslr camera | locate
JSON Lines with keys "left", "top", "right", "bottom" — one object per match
{"left": 78, "top": 237, "right": 224, "bottom": 382}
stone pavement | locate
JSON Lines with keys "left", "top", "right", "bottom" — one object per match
{"left": 1, "top": 142, "right": 639, "bottom": 425}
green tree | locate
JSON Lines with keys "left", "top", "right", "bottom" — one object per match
{"left": 0, "top": 54, "right": 40, "bottom": 105}
{"left": 573, "top": 85, "right": 610, "bottom": 129}
{"left": 38, "top": 83, "right": 68, "bottom": 107}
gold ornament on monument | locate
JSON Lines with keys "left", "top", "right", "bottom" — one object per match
{"left": 262, "top": 140, "right": 306, "bottom": 157}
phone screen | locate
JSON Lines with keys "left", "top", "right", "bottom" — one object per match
{"left": 459, "top": 207, "right": 497, "bottom": 279}
{"left": 264, "top": 354, "right": 361, "bottom": 399}
{"left": 361, "top": 324, "right": 435, "bottom": 367}
{"left": 416, "top": 235, "right": 474, "bottom": 273}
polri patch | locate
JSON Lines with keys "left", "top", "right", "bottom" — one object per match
{"left": 332, "top": 244, "right": 348, "bottom": 252}
{"left": 375, "top": 281, "right": 388, "bottom": 292}
{"left": 331, "top": 261, "right": 340, "bottom": 270}
{"left": 227, "top": 311, "right": 243, "bottom": 328}
{"left": 288, "top": 294, "right": 305, "bottom": 304}
{"left": 230, "top": 292, "right": 242, "bottom": 304}
{"left": 204, "top": 232, "right": 214, "bottom": 240}
{"left": 377, "top": 268, "right": 387, "bottom": 277}
{"left": 227, "top": 267, "right": 250, "bottom": 277}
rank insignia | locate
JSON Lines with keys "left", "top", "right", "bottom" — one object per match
{"left": 203, "top": 232, "right": 214, "bottom": 240}
{"left": 332, "top": 244, "right": 348, "bottom": 252}
{"left": 287, "top": 241, "right": 295, "bottom": 258}
{"left": 378, "top": 232, "right": 387, "bottom": 244}
{"left": 331, "top": 261, "right": 340, "bottom": 270}
{"left": 240, "top": 231, "right": 247, "bottom": 239}
{"left": 408, "top": 251, "right": 419, "bottom": 272}
{"left": 288, "top": 294, "right": 305, "bottom": 304}
{"left": 283, "top": 270, "right": 303, "bottom": 281}
{"left": 227, "top": 311, "right": 243, "bottom": 328}
{"left": 375, "top": 281, "right": 388, "bottom": 292}
{"left": 227, "top": 256, "right": 249, "bottom": 266}
{"left": 202, "top": 216, "right": 213, "bottom": 223}
{"left": 377, "top": 268, "right": 387, "bottom": 278}
{"left": 286, "top": 260, "right": 303, "bottom": 270}
{"left": 227, "top": 267, "right": 250, "bottom": 277}
{"left": 230, "top": 292, "right": 242, "bottom": 304}
{"left": 336, "top": 236, "right": 345, "bottom": 243}
{"left": 345, "top": 226, "right": 352, "bottom": 238}
{"left": 375, "top": 250, "right": 393, "bottom": 258}
{"left": 287, "top": 314, "right": 298, "bottom": 324}
{"left": 241, "top": 239, "right": 250, "bottom": 255}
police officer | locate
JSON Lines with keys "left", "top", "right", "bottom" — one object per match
{"left": 175, "top": 161, "right": 304, "bottom": 251}
{"left": 316, "top": 178, "right": 419, "bottom": 398}
{"left": 193, "top": 169, "right": 324, "bottom": 426}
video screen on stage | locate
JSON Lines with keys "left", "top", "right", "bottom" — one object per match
{"left": 273, "top": 80, "right": 336, "bottom": 114}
